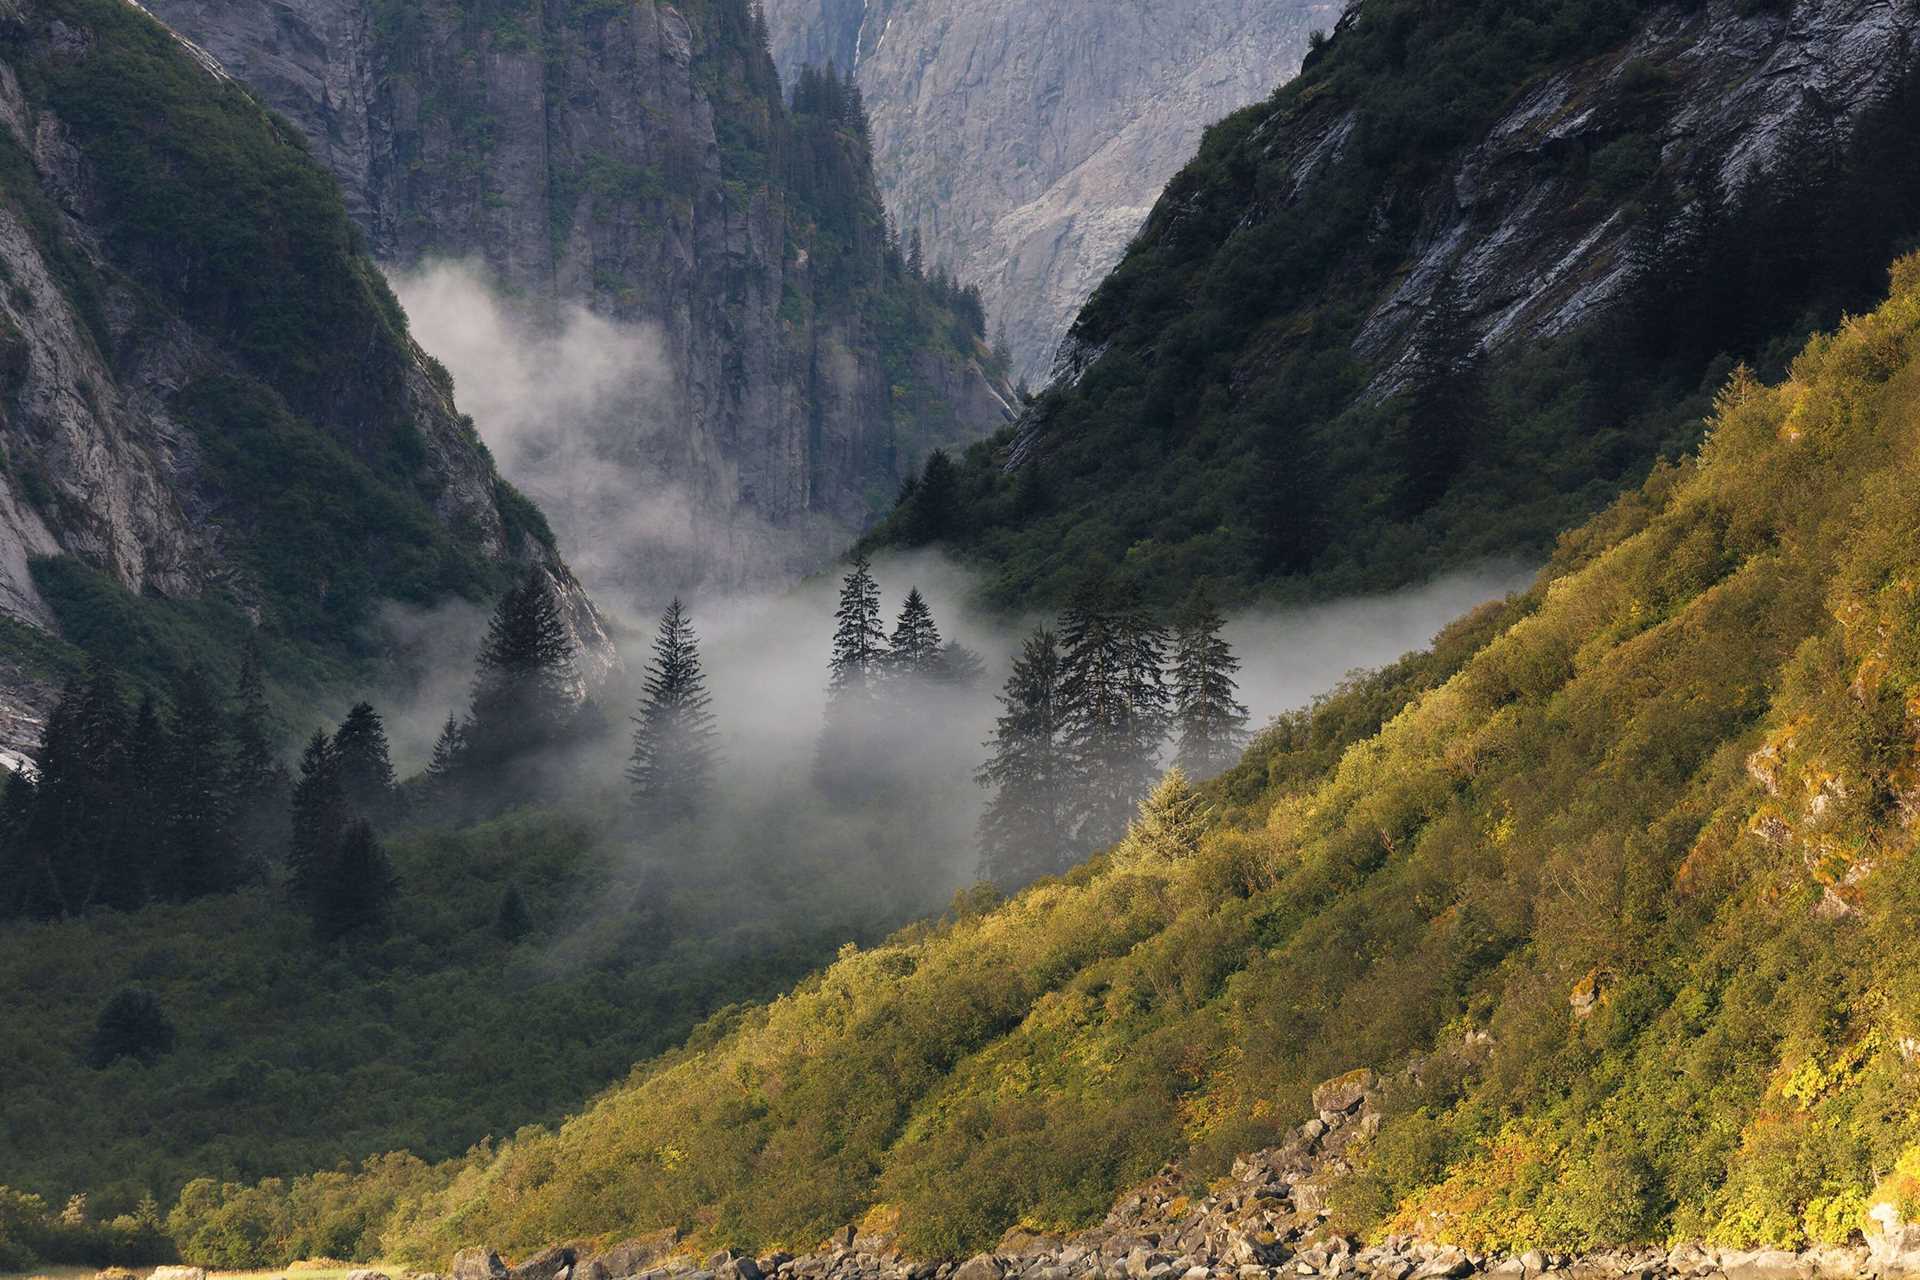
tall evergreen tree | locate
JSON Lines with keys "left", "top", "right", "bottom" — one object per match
{"left": 903, "top": 450, "right": 959, "bottom": 545}
{"left": 1398, "top": 270, "right": 1483, "bottom": 514}
{"left": 1170, "top": 590, "right": 1250, "bottom": 778}
{"left": 287, "top": 730, "right": 346, "bottom": 908}
{"left": 496, "top": 882, "right": 533, "bottom": 943}
{"left": 310, "top": 819, "right": 397, "bottom": 942}
{"left": 887, "top": 588, "right": 944, "bottom": 678}
{"left": 817, "top": 556, "right": 889, "bottom": 793}
{"left": 119, "top": 695, "right": 167, "bottom": 908}
{"left": 466, "top": 569, "right": 578, "bottom": 778}
{"left": 162, "top": 667, "right": 241, "bottom": 900}
{"left": 628, "top": 598, "right": 720, "bottom": 822}
{"left": 0, "top": 765, "right": 37, "bottom": 920}
{"left": 426, "top": 713, "right": 466, "bottom": 786}
{"left": 1059, "top": 580, "right": 1169, "bottom": 850}
{"left": 976, "top": 627, "right": 1070, "bottom": 886}
{"left": 827, "top": 556, "right": 888, "bottom": 697}
{"left": 333, "top": 702, "right": 397, "bottom": 823}
{"left": 21, "top": 666, "right": 131, "bottom": 917}
{"left": 934, "top": 640, "right": 987, "bottom": 689}
{"left": 229, "top": 640, "right": 291, "bottom": 859}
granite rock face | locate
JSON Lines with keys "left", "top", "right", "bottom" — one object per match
{"left": 762, "top": 0, "right": 1334, "bottom": 382}
{"left": 0, "top": 0, "right": 613, "bottom": 758}
{"left": 145, "top": 0, "right": 1014, "bottom": 602}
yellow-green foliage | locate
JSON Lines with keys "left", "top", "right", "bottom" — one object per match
{"left": 192, "top": 258, "right": 1920, "bottom": 1265}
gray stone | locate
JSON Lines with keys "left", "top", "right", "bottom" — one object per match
{"left": 955, "top": 1257, "right": 1006, "bottom": 1280}
{"left": 454, "top": 1252, "right": 513, "bottom": 1280}
{"left": 150, "top": 1269, "right": 208, "bottom": 1280}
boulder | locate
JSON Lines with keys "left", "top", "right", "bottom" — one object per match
{"left": 1716, "top": 1251, "right": 1802, "bottom": 1280}
{"left": 582, "top": 1233, "right": 685, "bottom": 1280}
{"left": 151, "top": 1270, "right": 207, "bottom": 1280}
{"left": 1414, "top": 1250, "right": 1473, "bottom": 1280}
{"left": 1311, "top": 1071, "right": 1379, "bottom": 1116}
{"left": 512, "top": 1247, "right": 578, "bottom": 1280}
{"left": 955, "top": 1256, "right": 1006, "bottom": 1280}
{"left": 1872, "top": 1202, "right": 1920, "bottom": 1276}
{"left": 455, "top": 1252, "right": 513, "bottom": 1280}
{"left": 346, "top": 1271, "right": 392, "bottom": 1280}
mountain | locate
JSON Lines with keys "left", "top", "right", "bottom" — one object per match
{"left": 158, "top": 248, "right": 1920, "bottom": 1266}
{"left": 760, "top": 0, "right": 1333, "bottom": 383}
{"left": 868, "top": 0, "right": 1920, "bottom": 610}
{"left": 0, "top": 0, "right": 610, "bottom": 758}
{"left": 138, "top": 0, "right": 1016, "bottom": 602}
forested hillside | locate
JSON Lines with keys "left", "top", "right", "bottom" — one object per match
{"left": 79, "top": 254, "right": 1920, "bottom": 1267}
{"left": 871, "top": 0, "right": 1920, "bottom": 609}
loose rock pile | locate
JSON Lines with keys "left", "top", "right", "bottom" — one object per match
{"left": 243, "top": 1070, "right": 1920, "bottom": 1280}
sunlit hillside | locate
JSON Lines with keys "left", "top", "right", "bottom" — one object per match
{"left": 150, "top": 257, "right": 1920, "bottom": 1265}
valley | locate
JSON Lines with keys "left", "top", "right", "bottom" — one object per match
{"left": 4, "top": 0, "right": 1920, "bottom": 1276}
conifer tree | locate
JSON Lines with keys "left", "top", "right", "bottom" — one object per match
{"left": 426, "top": 714, "right": 466, "bottom": 787}
{"left": 903, "top": 450, "right": 959, "bottom": 545}
{"left": 817, "top": 556, "right": 889, "bottom": 793}
{"left": 1170, "top": 590, "right": 1250, "bottom": 779}
{"left": 287, "top": 730, "right": 346, "bottom": 908}
{"left": 628, "top": 598, "right": 720, "bottom": 822}
{"left": 934, "top": 640, "right": 987, "bottom": 689}
{"left": 0, "top": 765, "right": 37, "bottom": 920}
{"left": 496, "top": 882, "right": 533, "bottom": 943}
{"left": 229, "top": 641, "right": 291, "bottom": 858}
{"left": 1120, "top": 767, "right": 1210, "bottom": 864}
{"left": 1398, "top": 270, "right": 1483, "bottom": 514}
{"left": 310, "top": 818, "right": 397, "bottom": 942}
{"left": 827, "top": 556, "right": 887, "bottom": 697}
{"left": 119, "top": 695, "right": 167, "bottom": 907}
{"left": 887, "top": 588, "right": 944, "bottom": 678}
{"left": 21, "top": 666, "right": 131, "bottom": 917}
{"left": 466, "top": 569, "right": 578, "bottom": 778}
{"left": 1059, "top": 579, "right": 1169, "bottom": 849}
{"left": 162, "top": 667, "right": 241, "bottom": 900}
{"left": 976, "top": 627, "right": 1070, "bottom": 886}
{"left": 333, "top": 702, "right": 397, "bottom": 823}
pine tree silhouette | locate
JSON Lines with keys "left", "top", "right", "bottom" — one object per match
{"left": 1060, "top": 579, "right": 1169, "bottom": 850}
{"left": 287, "top": 730, "right": 346, "bottom": 908}
{"left": 1170, "top": 590, "right": 1250, "bottom": 779}
{"left": 466, "top": 570, "right": 578, "bottom": 781}
{"left": 311, "top": 819, "right": 397, "bottom": 942}
{"left": 333, "top": 702, "right": 397, "bottom": 823}
{"left": 977, "top": 626, "right": 1071, "bottom": 886}
{"left": 629, "top": 599, "right": 720, "bottom": 822}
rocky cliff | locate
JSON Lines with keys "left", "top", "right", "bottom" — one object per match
{"left": 143, "top": 0, "right": 1015, "bottom": 603}
{"left": 761, "top": 0, "right": 1332, "bottom": 382}
{"left": 0, "top": 0, "right": 612, "bottom": 755}
{"left": 870, "top": 0, "right": 1920, "bottom": 609}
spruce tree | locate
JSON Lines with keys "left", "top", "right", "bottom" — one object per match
{"left": 22, "top": 666, "right": 131, "bottom": 916}
{"left": 1059, "top": 580, "right": 1169, "bottom": 850}
{"left": 934, "top": 640, "right": 987, "bottom": 689}
{"left": 827, "top": 556, "right": 887, "bottom": 696}
{"left": 0, "top": 765, "right": 37, "bottom": 920}
{"left": 887, "top": 587, "right": 944, "bottom": 679}
{"left": 466, "top": 569, "right": 578, "bottom": 779}
{"left": 1398, "top": 271, "right": 1482, "bottom": 515}
{"left": 119, "top": 695, "right": 167, "bottom": 908}
{"left": 287, "top": 730, "right": 346, "bottom": 908}
{"left": 628, "top": 598, "right": 720, "bottom": 822}
{"left": 229, "top": 641, "right": 291, "bottom": 861}
{"left": 496, "top": 882, "right": 533, "bottom": 943}
{"left": 426, "top": 713, "right": 466, "bottom": 787}
{"left": 162, "top": 667, "right": 241, "bottom": 900}
{"left": 310, "top": 819, "right": 397, "bottom": 942}
{"left": 976, "top": 627, "right": 1070, "bottom": 886}
{"left": 903, "top": 450, "right": 959, "bottom": 545}
{"left": 1170, "top": 590, "right": 1250, "bottom": 779}
{"left": 1121, "top": 768, "right": 1210, "bottom": 864}
{"left": 817, "top": 556, "right": 889, "bottom": 793}
{"left": 333, "top": 702, "right": 397, "bottom": 823}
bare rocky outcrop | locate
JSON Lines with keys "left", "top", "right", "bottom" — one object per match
{"left": 141, "top": 0, "right": 1014, "bottom": 602}
{"left": 761, "top": 0, "right": 1333, "bottom": 383}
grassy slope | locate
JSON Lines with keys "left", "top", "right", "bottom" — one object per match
{"left": 0, "top": 807, "right": 865, "bottom": 1222}
{"left": 337, "top": 258, "right": 1920, "bottom": 1262}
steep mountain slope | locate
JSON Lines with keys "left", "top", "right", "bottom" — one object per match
{"left": 761, "top": 0, "right": 1331, "bottom": 382}
{"left": 870, "top": 0, "right": 1920, "bottom": 610}
{"left": 140, "top": 0, "right": 1014, "bottom": 600}
{"left": 150, "top": 255, "right": 1920, "bottom": 1266}
{"left": 0, "top": 0, "right": 609, "bottom": 756}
